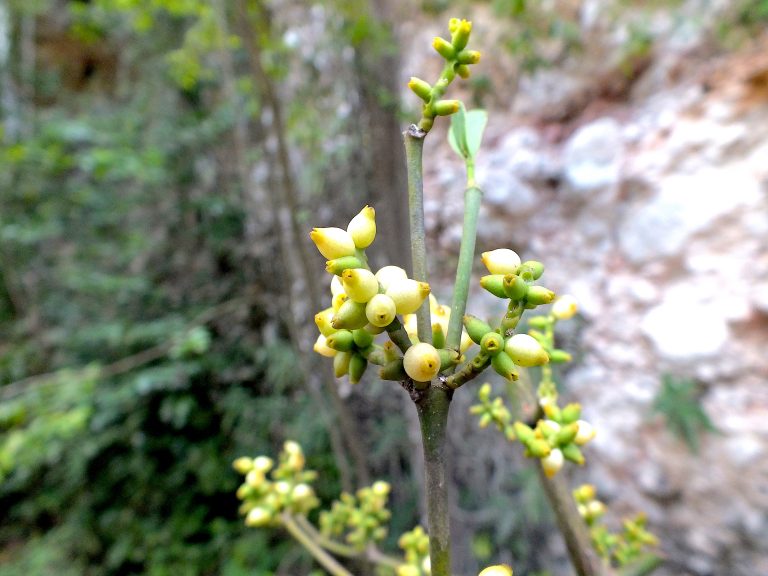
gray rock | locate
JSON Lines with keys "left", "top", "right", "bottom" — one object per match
{"left": 562, "top": 117, "right": 624, "bottom": 196}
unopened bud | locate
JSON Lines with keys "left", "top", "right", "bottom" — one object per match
{"left": 253, "top": 455, "right": 274, "bottom": 473}
{"left": 397, "top": 566, "right": 420, "bottom": 576}
{"left": 457, "top": 50, "right": 481, "bottom": 65}
{"left": 433, "top": 36, "right": 456, "bottom": 60}
{"left": 542, "top": 448, "right": 564, "bottom": 477}
{"left": 246, "top": 469, "right": 265, "bottom": 488}
{"left": 326, "top": 329, "right": 354, "bottom": 352}
{"left": 480, "top": 332, "right": 504, "bottom": 356}
{"left": 561, "top": 403, "right": 582, "bottom": 424}
{"left": 460, "top": 330, "right": 474, "bottom": 353}
{"left": 456, "top": 64, "right": 471, "bottom": 79}
{"left": 313, "top": 334, "right": 338, "bottom": 357}
{"left": 372, "top": 480, "right": 391, "bottom": 496}
{"left": 480, "top": 274, "right": 507, "bottom": 298}
{"left": 332, "top": 299, "right": 368, "bottom": 330}
{"left": 434, "top": 99, "right": 461, "bottom": 116}
{"left": 380, "top": 358, "right": 407, "bottom": 381}
{"left": 502, "top": 274, "right": 528, "bottom": 301}
{"left": 348, "top": 353, "right": 368, "bottom": 384}
{"left": 245, "top": 507, "right": 272, "bottom": 527}
{"left": 325, "top": 256, "right": 363, "bottom": 275}
{"left": 315, "top": 308, "right": 336, "bottom": 336}
{"left": 352, "top": 328, "right": 374, "bottom": 349}
{"left": 334, "top": 350, "right": 352, "bottom": 378}
{"left": 518, "top": 260, "right": 544, "bottom": 281}
{"left": 552, "top": 295, "right": 578, "bottom": 320}
{"left": 463, "top": 315, "right": 493, "bottom": 344}
{"left": 310, "top": 227, "right": 356, "bottom": 260}
{"left": 375, "top": 266, "right": 408, "bottom": 291}
{"left": 331, "top": 292, "right": 348, "bottom": 312}
{"left": 549, "top": 349, "right": 572, "bottom": 363}
{"left": 491, "top": 350, "right": 519, "bottom": 382}
{"left": 574, "top": 420, "right": 596, "bottom": 445}
{"left": 562, "top": 442, "right": 585, "bottom": 465}
{"left": 438, "top": 348, "right": 461, "bottom": 371}
{"left": 386, "top": 279, "right": 431, "bottom": 315}
{"left": 347, "top": 205, "right": 376, "bottom": 249}
{"left": 342, "top": 268, "right": 379, "bottom": 303}
{"left": 555, "top": 422, "right": 579, "bottom": 446}
{"left": 505, "top": 334, "right": 549, "bottom": 367}
{"left": 478, "top": 566, "right": 514, "bottom": 576}
{"left": 232, "top": 457, "right": 253, "bottom": 474}
{"left": 451, "top": 19, "right": 472, "bottom": 51}
{"left": 527, "top": 439, "right": 552, "bottom": 458}
{"left": 403, "top": 342, "right": 441, "bottom": 382}
{"left": 408, "top": 77, "right": 433, "bottom": 101}
{"left": 330, "top": 274, "right": 344, "bottom": 296}
{"left": 526, "top": 286, "right": 555, "bottom": 306}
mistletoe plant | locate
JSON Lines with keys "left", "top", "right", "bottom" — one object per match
{"left": 233, "top": 19, "right": 658, "bottom": 576}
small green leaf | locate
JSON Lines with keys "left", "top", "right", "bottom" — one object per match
{"left": 448, "top": 103, "right": 469, "bottom": 158}
{"left": 465, "top": 109, "right": 488, "bottom": 158}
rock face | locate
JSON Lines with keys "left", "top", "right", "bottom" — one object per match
{"left": 417, "top": 4, "right": 768, "bottom": 575}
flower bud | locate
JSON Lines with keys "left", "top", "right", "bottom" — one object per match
{"left": 331, "top": 292, "right": 349, "bottom": 312}
{"left": 352, "top": 328, "right": 374, "bottom": 349}
{"left": 451, "top": 18, "right": 472, "bottom": 50}
{"left": 332, "top": 299, "right": 368, "bottom": 330}
{"left": 408, "top": 77, "right": 432, "bottom": 101}
{"left": 232, "top": 457, "right": 253, "bottom": 474}
{"left": 397, "top": 566, "right": 420, "bottom": 576}
{"left": 347, "top": 206, "right": 376, "bottom": 249}
{"left": 561, "top": 403, "right": 582, "bottom": 424}
{"left": 380, "top": 358, "right": 407, "bottom": 381}
{"left": 518, "top": 260, "right": 544, "bottom": 281}
{"left": 480, "top": 332, "right": 504, "bottom": 356}
{"left": 542, "top": 448, "right": 564, "bottom": 477}
{"left": 573, "top": 484, "right": 596, "bottom": 503}
{"left": 527, "top": 439, "right": 552, "bottom": 458}
{"left": 480, "top": 274, "right": 507, "bottom": 298}
{"left": 326, "top": 329, "right": 354, "bottom": 352}
{"left": 562, "top": 443, "right": 585, "bottom": 465}
{"left": 403, "top": 342, "right": 441, "bottom": 382}
{"left": 372, "top": 480, "right": 391, "bottom": 496}
{"left": 348, "top": 353, "right": 368, "bottom": 384}
{"left": 310, "top": 227, "right": 356, "bottom": 260}
{"left": 330, "top": 274, "right": 344, "bottom": 297}
{"left": 253, "top": 455, "right": 274, "bottom": 473}
{"left": 555, "top": 422, "right": 579, "bottom": 446}
{"left": 375, "top": 266, "right": 408, "bottom": 291}
{"left": 457, "top": 50, "right": 481, "bottom": 65}
{"left": 342, "top": 268, "right": 379, "bottom": 303}
{"left": 463, "top": 315, "right": 493, "bottom": 344}
{"left": 386, "top": 279, "right": 431, "bottom": 315}
{"left": 478, "top": 566, "right": 514, "bottom": 576}
{"left": 315, "top": 308, "right": 336, "bottom": 337}
{"left": 503, "top": 274, "right": 528, "bottom": 300}
{"left": 366, "top": 293, "right": 397, "bottom": 327}
{"left": 326, "top": 255, "right": 363, "bottom": 276}
{"left": 491, "top": 350, "right": 519, "bottom": 382}
{"left": 574, "top": 420, "right": 596, "bottom": 445}
{"left": 549, "top": 349, "right": 572, "bottom": 363}
{"left": 460, "top": 330, "right": 474, "bottom": 353}
{"left": 526, "top": 286, "right": 555, "bottom": 306}
{"left": 245, "top": 506, "right": 272, "bottom": 527}
{"left": 365, "top": 323, "right": 386, "bottom": 335}
{"left": 432, "top": 322, "right": 445, "bottom": 349}
{"left": 334, "top": 350, "right": 352, "bottom": 378}
{"left": 513, "top": 422, "right": 535, "bottom": 444}
{"left": 456, "top": 64, "right": 471, "bottom": 79}
{"left": 438, "top": 348, "right": 461, "bottom": 371}
{"left": 434, "top": 99, "right": 461, "bottom": 116}
{"left": 313, "top": 334, "right": 337, "bottom": 357}
{"left": 552, "top": 295, "right": 578, "bottom": 320}
{"left": 505, "top": 334, "right": 549, "bottom": 367}
{"left": 527, "top": 316, "right": 549, "bottom": 329}
{"left": 433, "top": 36, "right": 456, "bottom": 60}
{"left": 246, "top": 469, "right": 265, "bottom": 488}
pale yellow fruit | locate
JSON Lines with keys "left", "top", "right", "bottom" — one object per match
{"left": 403, "top": 342, "right": 441, "bottom": 382}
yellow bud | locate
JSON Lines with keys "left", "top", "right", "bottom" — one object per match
{"left": 309, "top": 227, "right": 356, "bottom": 260}
{"left": 245, "top": 507, "right": 272, "bottom": 527}
{"left": 274, "top": 480, "right": 291, "bottom": 495}
{"left": 451, "top": 18, "right": 472, "bottom": 51}
{"left": 397, "top": 566, "right": 420, "bottom": 576}
{"left": 347, "top": 205, "right": 376, "bottom": 249}
{"left": 375, "top": 265, "right": 408, "bottom": 291}
{"left": 478, "top": 566, "right": 514, "bottom": 576}
{"left": 366, "top": 293, "right": 397, "bottom": 327}
{"left": 552, "top": 295, "right": 578, "bottom": 320}
{"left": 253, "top": 456, "right": 274, "bottom": 473}
{"left": 315, "top": 307, "right": 336, "bottom": 336}
{"left": 402, "top": 313, "right": 418, "bottom": 339}
{"left": 574, "top": 419, "right": 596, "bottom": 445}
{"left": 246, "top": 469, "right": 265, "bottom": 488}
{"left": 481, "top": 249, "right": 521, "bottom": 275}
{"left": 386, "top": 279, "right": 431, "bottom": 315}
{"left": 460, "top": 330, "right": 474, "bottom": 353}
{"left": 408, "top": 77, "right": 432, "bottom": 102}
{"left": 505, "top": 334, "right": 549, "bottom": 367}
{"left": 341, "top": 268, "right": 379, "bottom": 303}
{"left": 331, "top": 292, "right": 349, "bottom": 313}
{"left": 403, "top": 342, "right": 441, "bottom": 382}
{"left": 232, "top": 457, "right": 253, "bottom": 474}
{"left": 292, "top": 483, "right": 314, "bottom": 503}
{"left": 313, "top": 334, "right": 337, "bottom": 357}
{"left": 541, "top": 448, "right": 564, "bottom": 478}
{"left": 433, "top": 36, "right": 456, "bottom": 59}
{"left": 372, "top": 480, "right": 391, "bottom": 496}
{"left": 456, "top": 64, "right": 471, "bottom": 79}
{"left": 284, "top": 440, "right": 301, "bottom": 456}
{"left": 457, "top": 50, "right": 481, "bottom": 65}
{"left": 330, "top": 275, "right": 344, "bottom": 297}
{"left": 421, "top": 557, "right": 431, "bottom": 574}
{"left": 434, "top": 99, "right": 461, "bottom": 116}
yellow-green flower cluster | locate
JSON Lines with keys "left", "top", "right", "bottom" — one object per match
{"left": 408, "top": 18, "right": 481, "bottom": 132}
{"left": 403, "top": 295, "right": 474, "bottom": 353}
{"left": 319, "top": 480, "right": 393, "bottom": 549}
{"left": 574, "top": 485, "right": 659, "bottom": 567}
{"left": 233, "top": 441, "right": 319, "bottom": 528}
{"left": 478, "top": 565, "right": 513, "bottom": 576}
{"left": 478, "top": 248, "right": 557, "bottom": 334}
{"left": 396, "top": 525, "right": 431, "bottom": 576}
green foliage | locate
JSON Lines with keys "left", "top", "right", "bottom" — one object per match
{"left": 652, "top": 375, "right": 718, "bottom": 454}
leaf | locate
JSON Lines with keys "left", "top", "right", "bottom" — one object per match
{"left": 465, "top": 109, "right": 488, "bottom": 158}
{"left": 448, "top": 103, "right": 469, "bottom": 158}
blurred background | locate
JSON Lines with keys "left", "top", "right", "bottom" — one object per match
{"left": 1, "top": 0, "right": 766, "bottom": 575}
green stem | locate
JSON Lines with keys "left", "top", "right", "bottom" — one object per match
{"left": 416, "top": 386, "right": 453, "bottom": 576}
{"left": 445, "top": 351, "right": 490, "bottom": 389}
{"left": 445, "top": 185, "right": 482, "bottom": 353}
{"left": 281, "top": 513, "right": 354, "bottom": 576}
{"left": 386, "top": 317, "right": 412, "bottom": 354}
{"left": 404, "top": 126, "right": 432, "bottom": 345}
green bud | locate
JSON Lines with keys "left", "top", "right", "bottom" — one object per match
{"left": 232, "top": 457, "right": 253, "bottom": 474}
{"left": 555, "top": 422, "right": 579, "bottom": 446}
{"left": 501, "top": 310, "right": 521, "bottom": 332}
{"left": 325, "top": 255, "right": 363, "bottom": 275}
{"left": 437, "top": 348, "right": 461, "bottom": 371}
{"left": 491, "top": 351, "right": 519, "bottom": 382}
{"left": 480, "top": 275, "right": 507, "bottom": 298}
{"left": 365, "top": 293, "right": 397, "bottom": 328}
{"left": 408, "top": 77, "right": 433, "bottom": 101}
{"left": 573, "top": 484, "right": 596, "bottom": 503}
{"left": 505, "top": 334, "right": 549, "bottom": 367}
{"left": 245, "top": 507, "right": 272, "bottom": 527}
{"left": 456, "top": 64, "right": 471, "bottom": 79}
{"left": 315, "top": 307, "right": 336, "bottom": 337}
{"left": 549, "top": 349, "right": 573, "bottom": 363}
{"left": 352, "top": 328, "right": 374, "bottom": 349}
{"left": 434, "top": 99, "right": 461, "bottom": 116}
{"left": 513, "top": 422, "right": 535, "bottom": 444}
{"left": 560, "top": 403, "right": 582, "bottom": 424}
{"left": 332, "top": 299, "right": 368, "bottom": 330}
{"left": 470, "top": 351, "right": 490, "bottom": 370}
{"left": 503, "top": 274, "right": 529, "bottom": 300}
{"left": 463, "top": 314, "right": 493, "bottom": 344}
{"left": 562, "top": 443, "right": 585, "bottom": 465}
{"left": 542, "top": 402, "right": 562, "bottom": 421}
{"left": 527, "top": 439, "right": 552, "bottom": 458}
{"left": 380, "top": 358, "right": 407, "bottom": 381}
{"left": 365, "top": 345, "right": 387, "bottom": 366}
{"left": 432, "top": 36, "right": 456, "bottom": 60}
{"left": 313, "top": 334, "right": 337, "bottom": 357}
{"left": 348, "top": 353, "right": 368, "bottom": 384}
{"left": 457, "top": 50, "right": 481, "bottom": 65}
{"left": 450, "top": 18, "right": 472, "bottom": 51}
{"left": 480, "top": 332, "right": 504, "bottom": 356}
{"left": 326, "top": 329, "right": 354, "bottom": 352}
{"left": 527, "top": 316, "right": 549, "bottom": 329}
{"left": 333, "top": 350, "right": 352, "bottom": 378}
{"left": 526, "top": 286, "right": 555, "bottom": 306}
{"left": 432, "top": 322, "right": 446, "bottom": 349}
{"left": 518, "top": 260, "right": 544, "bottom": 281}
